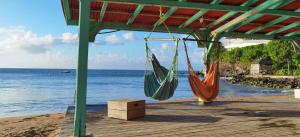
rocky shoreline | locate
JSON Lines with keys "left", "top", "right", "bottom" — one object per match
{"left": 226, "top": 75, "right": 300, "bottom": 89}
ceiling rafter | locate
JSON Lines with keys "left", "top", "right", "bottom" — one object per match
{"left": 62, "top": 0, "right": 71, "bottom": 22}
{"left": 70, "top": 9, "right": 300, "bottom": 31}
{"left": 225, "top": 0, "right": 294, "bottom": 32}
{"left": 206, "top": 0, "right": 258, "bottom": 29}
{"left": 126, "top": 4, "right": 144, "bottom": 25}
{"left": 179, "top": 0, "right": 222, "bottom": 28}
{"left": 211, "top": 0, "right": 281, "bottom": 36}
{"left": 62, "top": 0, "right": 300, "bottom": 41}
{"left": 246, "top": 9, "right": 300, "bottom": 34}
{"left": 91, "top": 22, "right": 299, "bottom": 40}
{"left": 153, "top": 0, "right": 186, "bottom": 27}
{"left": 91, "top": 0, "right": 300, "bottom": 18}
{"left": 285, "top": 30, "right": 300, "bottom": 37}
{"left": 98, "top": 1, "right": 108, "bottom": 22}
{"left": 267, "top": 21, "right": 300, "bottom": 35}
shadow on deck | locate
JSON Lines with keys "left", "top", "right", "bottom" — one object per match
{"left": 61, "top": 96, "right": 300, "bottom": 137}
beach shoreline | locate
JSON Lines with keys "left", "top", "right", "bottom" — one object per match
{"left": 225, "top": 75, "right": 300, "bottom": 89}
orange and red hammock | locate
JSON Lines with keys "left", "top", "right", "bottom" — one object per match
{"left": 183, "top": 42, "right": 219, "bottom": 102}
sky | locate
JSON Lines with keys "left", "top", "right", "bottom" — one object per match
{"left": 0, "top": 1, "right": 269, "bottom": 70}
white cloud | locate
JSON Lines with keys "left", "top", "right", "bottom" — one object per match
{"left": 180, "top": 34, "right": 188, "bottom": 39}
{"left": 0, "top": 27, "right": 145, "bottom": 69}
{"left": 0, "top": 27, "right": 77, "bottom": 68}
{"left": 105, "top": 34, "right": 121, "bottom": 45}
{"left": 221, "top": 38, "right": 269, "bottom": 49}
{"left": 0, "top": 51, "right": 75, "bottom": 69}
{"left": 161, "top": 43, "right": 169, "bottom": 52}
{"left": 89, "top": 52, "right": 144, "bottom": 69}
{"left": 122, "top": 32, "right": 136, "bottom": 40}
{"left": 190, "top": 48, "right": 205, "bottom": 64}
{"left": 62, "top": 32, "right": 137, "bottom": 46}
{"left": 0, "top": 27, "right": 55, "bottom": 54}
{"left": 62, "top": 32, "right": 77, "bottom": 44}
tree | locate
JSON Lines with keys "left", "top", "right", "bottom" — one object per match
{"left": 220, "top": 40, "right": 300, "bottom": 75}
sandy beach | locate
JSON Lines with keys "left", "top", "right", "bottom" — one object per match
{"left": 0, "top": 113, "right": 64, "bottom": 137}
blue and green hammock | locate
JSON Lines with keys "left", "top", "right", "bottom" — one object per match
{"left": 144, "top": 39, "right": 179, "bottom": 100}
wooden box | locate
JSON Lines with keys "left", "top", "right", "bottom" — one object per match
{"left": 295, "top": 89, "right": 300, "bottom": 99}
{"left": 108, "top": 99, "right": 145, "bottom": 120}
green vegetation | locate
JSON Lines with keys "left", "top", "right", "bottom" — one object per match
{"left": 219, "top": 40, "right": 300, "bottom": 75}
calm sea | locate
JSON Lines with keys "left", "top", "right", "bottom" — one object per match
{"left": 0, "top": 69, "right": 287, "bottom": 118}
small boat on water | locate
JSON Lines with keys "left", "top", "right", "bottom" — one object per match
{"left": 61, "top": 70, "right": 71, "bottom": 73}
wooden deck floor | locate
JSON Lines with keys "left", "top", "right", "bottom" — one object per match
{"left": 61, "top": 96, "right": 300, "bottom": 137}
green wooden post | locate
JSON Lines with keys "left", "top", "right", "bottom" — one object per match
{"left": 74, "top": 0, "right": 91, "bottom": 136}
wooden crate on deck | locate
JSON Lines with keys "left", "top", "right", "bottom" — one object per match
{"left": 108, "top": 99, "right": 145, "bottom": 120}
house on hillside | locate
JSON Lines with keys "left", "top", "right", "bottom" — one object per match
{"left": 250, "top": 59, "right": 273, "bottom": 75}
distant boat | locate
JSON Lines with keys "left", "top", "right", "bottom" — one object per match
{"left": 196, "top": 71, "right": 204, "bottom": 77}
{"left": 62, "top": 70, "right": 71, "bottom": 73}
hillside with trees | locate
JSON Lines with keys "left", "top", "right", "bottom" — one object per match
{"left": 220, "top": 40, "right": 300, "bottom": 75}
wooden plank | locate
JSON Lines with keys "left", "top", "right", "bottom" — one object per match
{"left": 267, "top": 21, "right": 300, "bottom": 35}
{"left": 154, "top": 0, "right": 186, "bottom": 27}
{"left": 92, "top": 0, "right": 300, "bottom": 18}
{"left": 179, "top": 0, "right": 222, "bottom": 28}
{"left": 211, "top": 0, "right": 281, "bottom": 36}
{"left": 127, "top": 4, "right": 144, "bottom": 25}
{"left": 99, "top": 1, "right": 108, "bottom": 22}
{"left": 206, "top": 0, "right": 258, "bottom": 29}
{"left": 226, "top": 0, "right": 294, "bottom": 32}
{"left": 247, "top": 9, "right": 300, "bottom": 34}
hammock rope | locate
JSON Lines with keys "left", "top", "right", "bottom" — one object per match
{"left": 143, "top": 6, "right": 180, "bottom": 100}
{"left": 183, "top": 40, "right": 219, "bottom": 101}
{"left": 144, "top": 39, "right": 179, "bottom": 100}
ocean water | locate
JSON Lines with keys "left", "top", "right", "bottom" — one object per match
{"left": 0, "top": 69, "right": 287, "bottom": 118}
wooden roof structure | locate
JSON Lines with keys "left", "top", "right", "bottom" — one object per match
{"left": 60, "top": 0, "right": 300, "bottom": 136}
{"left": 62, "top": 0, "right": 300, "bottom": 41}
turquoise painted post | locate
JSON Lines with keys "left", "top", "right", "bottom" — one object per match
{"left": 74, "top": 0, "right": 91, "bottom": 136}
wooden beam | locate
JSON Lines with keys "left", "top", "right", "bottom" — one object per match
{"left": 74, "top": 0, "right": 91, "bottom": 136}
{"left": 206, "top": 0, "right": 258, "bottom": 29}
{"left": 179, "top": 0, "right": 222, "bottom": 28}
{"left": 285, "top": 30, "right": 300, "bottom": 37}
{"left": 92, "top": 0, "right": 300, "bottom": 18}
{"left": 179, "top": 9, "right": 207, "bottom": 28}
{"left": 226, "top": 0, "right": 294, "bottom": 32}
{"left": 211, "top": 0, "right": 281, "bottom": 36}
{"left": 62, "top": 0, "right": 71, "bottom": 23}
{"left": 154, "top": 0, "right": 186, "bottom": 27}
{"left": 99, "top": 1, "right": 108, "bottom": 22}
{"left": 246, "top": 16, "right": 290, "bottom": 34}
{"left": 248, "top": 9, "right": 300, "bottom": 35}
{"left": 154, "top": 7, "right": 178, "bottom": 27}
{"left": 223, "top": 32, "right": 299, "bottom": 41}
{"left": 87, "top": 22, "right": 300, "bottom": 40}
{"left": 267, "top": 21, "right": 300, "bottom": 35}
{"left": 126, "top": 4, "right": 144, "bottom": 25}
